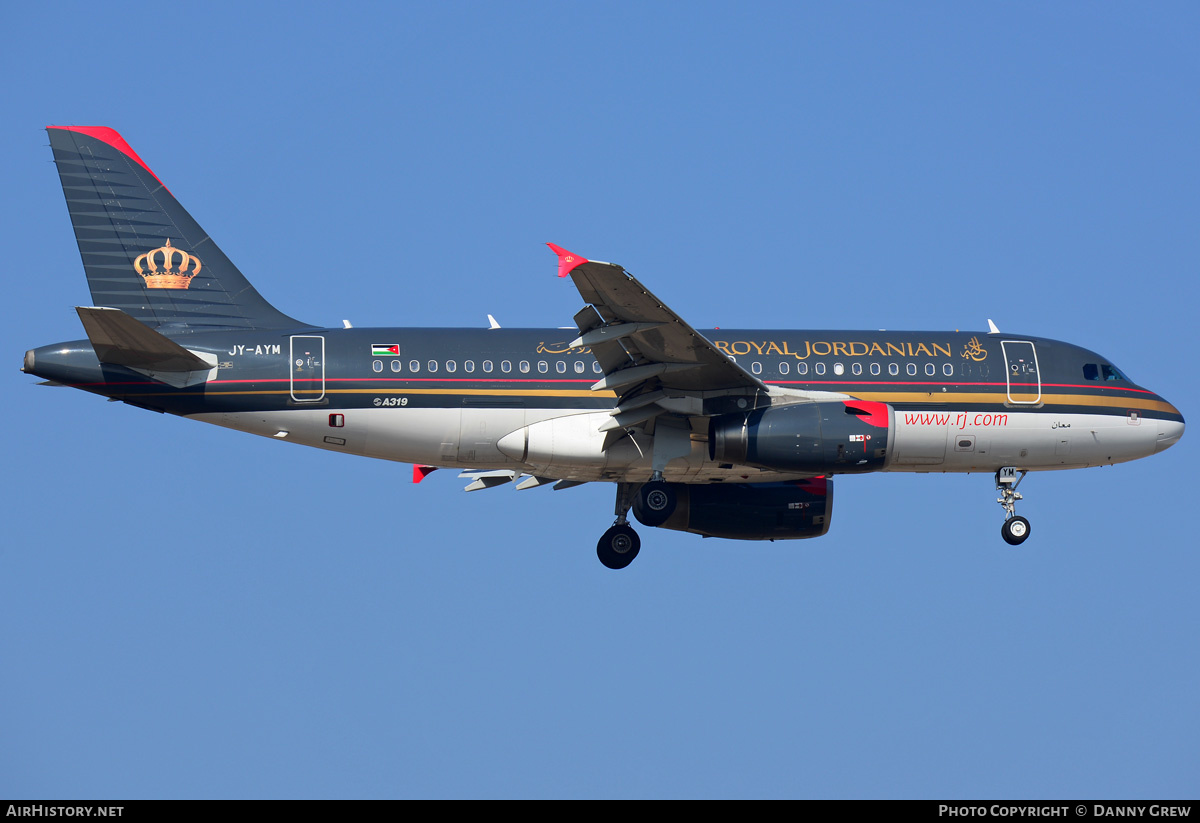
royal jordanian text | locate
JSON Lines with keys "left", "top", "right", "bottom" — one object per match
{"left": 6, "top": 808, "right": 123, "bottom": 818}
{"left": 713, "top": 339, "right": 955, "bottom": 360}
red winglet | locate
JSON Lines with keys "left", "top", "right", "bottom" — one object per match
{"left": 47, "top": 126, "right": 168, "bottom": 191}
{"left": 546, "top": 243, "right": 589, "bottom": 278}
{"left": 413, "top": 464, "right": 438, "bottom": 483}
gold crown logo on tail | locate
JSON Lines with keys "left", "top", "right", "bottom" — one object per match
{"left": 133, "top": 239, "right": 202, "bottom": 289}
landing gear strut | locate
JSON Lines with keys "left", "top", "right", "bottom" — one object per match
{"left": 996, "top": 467, "right": 1031, "bottom": 545}
{"left": 597, "top": 482, "right": 641, "bottom": 569}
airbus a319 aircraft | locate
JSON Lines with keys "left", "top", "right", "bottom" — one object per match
{"left": 24, "top": 127, "right": 1185, "bottom": 568}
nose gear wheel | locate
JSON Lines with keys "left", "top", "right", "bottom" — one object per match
{"left": 995, "top": 467, "right": 1031, "bottom": 545}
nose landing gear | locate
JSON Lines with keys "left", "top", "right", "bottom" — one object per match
{"left": 996, "top": 467, "right": 1031, "bottom": 545}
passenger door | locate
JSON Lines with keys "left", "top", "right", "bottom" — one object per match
{"left": 1001, "top": 341, "right": 1041, "bottom": 404}
{"left": 290, "top": 335, "right": 325, "bottom": 402}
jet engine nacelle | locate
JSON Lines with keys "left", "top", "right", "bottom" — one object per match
{"left": 709, "top": 400, "right": 893, "bottom": 474}
{"left": 632, "top": 478, "right": 833, "bottom": 540}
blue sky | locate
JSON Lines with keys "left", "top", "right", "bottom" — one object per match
{"left": 2, "top": 1, "right": 1197, "bottom": 799}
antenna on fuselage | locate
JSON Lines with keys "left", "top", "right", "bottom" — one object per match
{"left": 987, "top": 319, "right": 1000, "bottom": 334}
{"left": 487, "top": 314, "right": 501, "bottom": 329}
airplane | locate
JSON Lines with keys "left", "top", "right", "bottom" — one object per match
{"left": 23, "top": 126, "right": 1186, "bottom": 569}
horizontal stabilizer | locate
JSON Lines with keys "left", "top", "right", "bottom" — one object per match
{"left": 76, "top": 307, "right": 214, "bottom": 372}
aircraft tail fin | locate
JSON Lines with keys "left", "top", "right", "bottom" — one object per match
{"left": 47, "top": 126, "right": 308, "bottom": 332}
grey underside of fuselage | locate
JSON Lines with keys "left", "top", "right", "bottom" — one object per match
{"left": 189, "top": 405, "right": 1160, "bottom": 484}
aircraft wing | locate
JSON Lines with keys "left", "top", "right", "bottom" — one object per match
{"left": 550, "top": 245, "right": 769, "bottom": 436}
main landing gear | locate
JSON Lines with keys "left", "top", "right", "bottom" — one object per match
{"left": 597, "top": 482, "right": 641, "bottom": 569}
{"left": 595, "top": 476, "right": 680, "bottom": 569}
{"left": 597, "top": 523, "right": 640, "bottom": 570}
{"left": 996, "top": 467, "right": 1031, "bottom": 546}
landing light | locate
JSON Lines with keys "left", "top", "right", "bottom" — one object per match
{"left": 273, "top": 431, "right": 289, "bottom": 438}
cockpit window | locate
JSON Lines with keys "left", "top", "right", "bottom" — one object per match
{"left": 1085, "top": 362, "right": 1130, "bottom": 382}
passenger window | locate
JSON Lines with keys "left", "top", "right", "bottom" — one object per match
{"left": 483, "top": 360, "right": 493, "bottom": 373}
{"left": 427, "top": 360, "right": 438, "bottom": 373}
{"left": 465, "top": 360, "right": 475, "bottom": 373}
{"left": 852, "top": 363, "right": 862, "bottom": 376}
{"left": 519, "top": 360, "right": 530, "bottom": 373}
{"left": 815, "top": 363, "right": 826, "bottom": 375}
{"left": 779, "top": 361, "right": 790, "bottom": 375}
{"left": 907, "top": 363, "right": 917, "bottom": 376}
{"left": 870, "top": 363, "right": 880, "bottom": 376}
{"left": 538, "top": 361, "right": 548, "bottom": 373}
{"left": 556, "top": 361, "right": 567, "bottom": 374}
{"left": 574, "top": 361, "right": 585, "bottom": 373}
{"left": 925, "top": 363, "right": 936, "bottom": 376}
{"left": 833, "top": 363, "right": 844, "bottom": 376}
{"left": 889, "top": 363, "right": 899, "bottom": 376}
{"left": 797, "top": 362, "right": 808, "bottom": 375}
{"left": 372, "top": 360, "right": 383, "bottom": 373}
{"left": 943, "top": 363, "right": 953, "bottom": 376}
{"left": 592, "top": 361, "right": 602, "bottom": 374}
{"left": 445, "top": 361, "right": 456, "bottom": 373}
{"left": 409, "top": 360, "right": 420, "bottom": 372}
{"left": 501, "top": 360, "right": 512, "bottom": 373}
{"left": 391, "top": 360, "right": 401, "bottom": 373}
{"left": 752, "top": 362, "right": 762, "bottom": 375}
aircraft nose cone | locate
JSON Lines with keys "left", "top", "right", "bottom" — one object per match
{"left": 1156, "top": 415, "right": 1184, "bottom": 453}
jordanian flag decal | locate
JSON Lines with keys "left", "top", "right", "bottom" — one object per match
{"left": 372, "top": 344, "right": 400, "bottom": 356}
